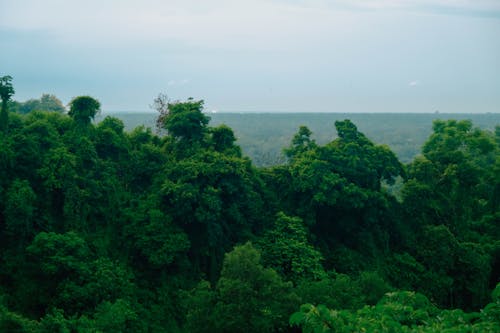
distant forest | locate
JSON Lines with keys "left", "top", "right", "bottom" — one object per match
{"left": 104, "top": 112, "right": 500, "bottom": 166}
{"left": 0, "top": 82, "right": 499, "bottom": 332}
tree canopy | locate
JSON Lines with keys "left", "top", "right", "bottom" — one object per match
{"left": 68, "top": 95, "right": 101, "bottom": 125}
{"left": 0, "top": 75, "right": 15, "bottom": 132}
{"left": 0, "top": 83, "right": 498, "bottom": 332}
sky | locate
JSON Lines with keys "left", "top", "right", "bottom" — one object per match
{"left": 1, "top": 0, "right": 499, "bottom": 113}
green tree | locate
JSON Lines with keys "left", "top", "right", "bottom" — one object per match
{"left": 95, "top": 116, "right": 128, "bottom": 160}
{"left": 0, "top": 75, "right": 15, "bottom": 132}
{"left": 92, "top": 299, "right": 140, "bottom": 332}
{"left": 158, "top": 98, "right": 209, "bottom": 146}
{"left": 160, "top": 149, "right": 265, "bottom": 283}
{"left": 152, "top": 92, "right": 170, "bottom": 133}
{"left": 211, "top": 124, "right": 241, "bottom": 156}
{"left": 185, "top": 242, "right": 299, "bottom": 333}
{"left": 284, "top": 125, "right": 316, "bottom": 159}
{"left": 16, "top": 94, "right": 66, "bottom": 114}
{"left": 126, "top": 126, "right": 167, "bottom": 192}
{"left": 268, "top": 120, "right": 404, "bottom": 273}
{"left": 68, "top": 96, "right": 101, "bottom": 126}
{"left": 400, "top": 120, "right": 499, "bottom": 309}
{"left": 295, "top": 273, "right": 363, "bottom": 311}
{"left": 259, "top": 212, "right": 325, "bottom": 283}
{"left": 0, "top": 302, "right": 39, "bottom": 333}
{"left": 405, "top": 120, "right": 498, "bottom": 233}
{"left": 26, "top": 231, "right": 90, "bottom": 277}
{"left": 125, "top": 199, "right": 190, "bottom": 268}
{"left": 4, "top": 179, "right": 37, "bottom": 248}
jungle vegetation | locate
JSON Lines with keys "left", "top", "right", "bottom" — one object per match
{"left": 103, "top": 111, "right": 499, "bottom": 167}
{"left": 0, "top": 80, "right": 499, "bottom": 332}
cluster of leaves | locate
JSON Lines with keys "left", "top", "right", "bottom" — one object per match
{"left": 9, "top": 94, "right": 66, "bottom": 115}
{"left": 290, "top": 286, "right": 500, "bottom": 332}
{"left": 0, "top": 83, "right": 498, "bottom": 332}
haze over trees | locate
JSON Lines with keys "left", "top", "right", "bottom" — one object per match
{"left": 9, "top": 94, "right": 66, "bottom": 115}
{"left": 108, "top": 112, "right": 499, "bottom": 166}
{"left": 0, "top": 84, "right": 499, "bottom": 332}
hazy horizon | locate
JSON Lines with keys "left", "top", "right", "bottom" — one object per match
{"left": 101, "top": 110, "right": 500, "bottom": 115}
{"left": 2, "top": 0, "right": 499, "bottom": 113}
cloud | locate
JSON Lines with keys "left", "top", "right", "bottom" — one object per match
{"left": 326, "top": 0, "right": 500, "bottom": 12}
{"left": 1, "top": 0, "right": 498, "bottom": 113}
{"left": 0, "top": 0, "right": 498, "bottom": 58}
{"left": 0, "top": 0, "right": 330, "bottom": 49}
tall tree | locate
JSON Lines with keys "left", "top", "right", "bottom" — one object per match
{"left": 268, "top": 120, "right": 404, "bottom": 272}
{"left": 259, "top": 212, "right": 325, "bottom": 283}
{"left": 0, "top": 75, "right": 15, "bottom": 132}
{"left": 284, "top": 125, "right": 316, "bottom": 160}
{"left": 184, "top": 242, "right": 299, "bottom": 333}
{"left": 159, "top": 98, "right": 209, "bottom": 143}
{"left": 68, "top": 96, "right": 101, "bottom": 126}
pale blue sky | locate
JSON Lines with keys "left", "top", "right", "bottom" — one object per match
{"left": 1, "top": 0, "right": 499, "bottom": 113}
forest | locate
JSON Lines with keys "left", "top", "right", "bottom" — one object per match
{"left": 99, "top": 111, "right": 500, "bottom": 167}
{"left": 0, "top": 78, "right": 499, "bottom": 332}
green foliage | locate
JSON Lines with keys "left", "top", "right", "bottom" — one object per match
{"left": 0, "top": 75, "right": 15, "bottom": 132}
{"left": 68, "top": 96, "right": 101, "bottom": 125}
{"left": 268, "top": 119, "right": 404, "bottom": 278}
{"left": 159, "top": 98, "right": 209, "bottom": 143}
{"left": 12, "top": 94, "right": 66, "bottom": 114}
{"left": 4, "top": 179, "right": 36, "bottom": 244}
{"left": 0, "top": 86, "right": 498, "bottom": 332}
{"left": 296, "top": 271, "right": 391, "bottom": 311}
{"left": 125, "top": 201, "right": 190, "bottom": 267}
{"left": 399, "top": 119, "right": 499, "bottom": 309}
{"left": 481, "top": 283, "right": 500, "bottom": 326}
{"left": 0, "top": 75, "right": 15, "bottom": 102}
{"left": 0, "top": 304, "right": 39, "bottom": 333}
{"left": 184, "top": 242, "right": 299, "bottom": 333}
{"left": 27, "top": 232, "right": 90, "bottom": 275}
{"left": 160, "top": 148, "right": 265, "bottom": 282}
{"left": 291, "top": 289, "right": 500, "bottom": 332}
{"left": 92, "top": 299, "right": 140, "bottom": 332}
{"left": 259, "top": 212, "right": 325, "bottom": 283}
{"left": 296, "top": 273, "right": 363, "bottom": 311}
{"left": 404, "top": 119, "right": 498, "bottom": 233}
{"left": 211, "top": 124, "right": 241, "bottom": 156}
{"left": 384, "top": 252, "right": 426, "bottom": 291}
{"left": 284, "top": 125, "right": 316, "bottom": 159}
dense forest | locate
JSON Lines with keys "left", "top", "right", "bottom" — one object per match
{"left": 101, "top": 112, "right": 500, "bottom": 167}
{"left": 0, "top": 78, "right": 499, "bottom": 332}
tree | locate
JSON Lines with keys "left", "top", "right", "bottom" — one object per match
{"left": 214, "top": 242, "right": 299, "bottom": 332}
{"left": 95, "top": 116, "right": 128, "bottom": 160}
{"left": 152, "top": 93, "right": 170, "bottom": 133}
{"left": 125, "top": 200, "right": 190, "bottom": 268}
{"left": 68, "top": 96, "right": 101, "bottom": 126}
{"left": 0, "top": 75, "right": 15, "bottom": 132}
{"left": 4, "top": 179, "right": 37, "bottom": 247}
{"left": 267, "top": 120, "right": 404, "bottom": 272}
{"left": 38, "top": 94, "right": 66, "bottom": 113}
{"left": 0, "top": 302, "right": 39, "bottom": 333}
{"left": 184, "top": 243, "right": 299, "bottom": 333}
{"left": 160, "top": 149, "right": 265, "bottom": 283}
{"left": 284, "top": 125, "right": 316, "bottom": 159}
{"left": 259, "top": 212, "right": 325, "bottom": 283}
{"left": 211, "top": 124, "right": 241, "bottom": 156}
{"left": 16, "top": 94, "right": 66, "bottom": 114}
{"left": 157, "top": 98, "right": 209, "bottom": 143}
{"left": 405, "top": 120, "right": 498, "bottom": 233}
